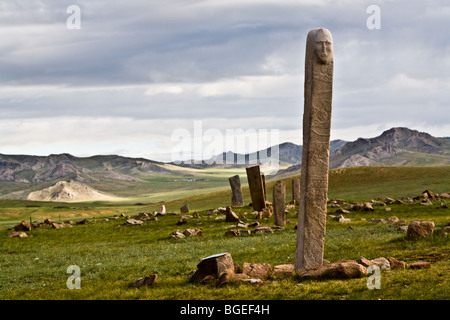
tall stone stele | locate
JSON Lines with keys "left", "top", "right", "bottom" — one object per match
{"left": 295, "top": 28, "right": 334, "bottom": 272}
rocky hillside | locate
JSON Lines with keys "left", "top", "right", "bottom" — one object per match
{"left": 0, "top": 153, "right": 173, "bottom": 184}
{"left": 330, "top": 127, "right": 450, "bottom": 168}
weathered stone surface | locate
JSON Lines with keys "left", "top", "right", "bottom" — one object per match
{"left": 134, "top": 212, "right": 148, "bottom": 219}
{"left": 125, "top": 219, "right": 143, "bottom": 226}
{"left": 261, "top": 208, "right": 272, "bottom": 219}
{"left": 229, "top": 175, "right": 244, "bottom": 206}
{"left": 363, "top": 202, "right": 374, "bottom": 212}
{"left": 8, "top": 231, "right": 28, "bottom": 238}
{"left": 295, "top": 28, "right": 333, "bottom": 273}
{"left": 242, "top": 262, "right": 272, "bottom": 280}
{"left": 273, "top": 264, "right": 295, "bottom": 278}
{"left": 190, "top": 253, "right": 235, "bottom": 283}
{"left": 180, "top": 203, "right": 189, "bottom": 213}
{"left": 253, "top": 226, "right": 273, "bottom": 234}
{"left": 133, "top": 274, "right": 158, "bottom": 288}
{"left": 225, "top": 229, "right": 251, "bottom": 237}
{"left": 245, "top": 165, "right": 266, "bottom": 212}
{"left": 183, "top": 228, "right": 202, "bottom": 237}
{"left": 52, "top": 222, "right": 72, "bottom": 229}
{"left": 225, "top": 206, "right": 240, "bottom": 222}
{"left": 406, "top": 220, "right": 435, "bottom": 239}
{"left": 333, "top": 214, "right": 351, "bottom": 222}
{"left": 177, "top": 215, "right": 189, "bottom": 225}
{"left": 370, "top": 257, "right": 391, "bottom": 271}
{"left": 159, "top": 205, "right": 166, "bottom": 214}
{"left": 299, "top": 260, "right": 366, "bottom": 280}
{"left": 410, "top": 261, "right": 431, "bottom": 269}
{"left": 386, "top": 257, "right": 406, "bottom": 270}
{"left": 14, "top": 221, "right": 31, "bottom": 231}
{"left": 292, "top": 179, "right": 301, "bottom": 204}
{"left": 170, "top": 230, "right": 185, "bottom": 239}
{"left": 273, "top": 180, "right": 286, "bottom": 226}
{"left": 357, "top": 257, "right": 373, "bottom": 267}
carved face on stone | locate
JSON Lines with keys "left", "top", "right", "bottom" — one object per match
{"left": 314, "top": 29, "right": 333, "bottom": 64}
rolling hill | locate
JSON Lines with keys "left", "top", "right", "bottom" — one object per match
{"left": 0, "top": 127, "right": 448, "bottom": 202}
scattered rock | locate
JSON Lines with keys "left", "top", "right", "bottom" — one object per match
{"left": 272, "top": 264, "right": 294, "bottom": 278}
{"left": 299, "top": 260, "right": 367, "bottom": 280}
{"left": 253, "top": 226, "right": 273, "bottom": 234}
{"left": 125, "top": 219, "right": 144, "bottom": 226}
{"left": 190, "top": 253, "right": 235, "bottom": 283}
{"left": 386, "top": 257, "right": 406, "bottom": 270}
{"left": 370, "top": 257, "right": 391, "bottom": 271}
{"left": 421, "top": 199, "right": 433, "bottom": 206}
{"left": 183, "top": 228, "right": 202, "bottom": 237}
{"left": 242, "top": 262, "right": 272, "bottom": 280}
{"left": 76, "top": 219, "right": 89, "bottom": 225}
{"left": 357, "top": 257, "right": 373, "bottom": 267}
{"left": 159, "top": 205, "right": 166, "bottom": 214}
{"left": 133, "top": 274, "right": 158, "bottom": 288}
{"left": 261, "top": 208, "right": 272, "bottom": 219}
{"left": 14, "top": 221, "right": 32, "bottom": 231}
{"left": 333, "top": 208, "right": 350, "bottom": 214}
{"left": 52, "top": 222, "right": 72, "bottom": 229}
{"left": 406, "top": 220, "right": 435, "bottom": 240}
{"left": 8, "top": 231, "right": 28, "bottom": 238}
{"left": 134, "top": 212, "right": 148, "bottom": 219}
{"left": 177, "top": 215, "right": 189, "bottom": 225}
{"left": 410, "top": 261, "right": 431, "bottom": 269}
{"left": 192, "top": 211, "right": 199, "bottom": 218}
{"left": 248, "top": 221, "right": 260, "bottom": 228}
{"left": 333, "top": 214, "right": 351, "bottom": 222}
{"left": 352, "top": 203, "right": 364, "bottom": 211}
{"left": 225, "top": 229, "right": 251, "bottom": 237}
{"left": 170, "top": 230, "right": 185, "bottom": 239}
{"left": 225, "top": 206, "right": 240, "bottom": 222}
{"left": 422, "top": 190, "right": 435, "bottom": 199}
{"left": 363, "top": 202, "right": 374, "bottom": 212}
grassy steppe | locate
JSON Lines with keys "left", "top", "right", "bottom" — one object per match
{"left": 0, "top": 166, "right": 449, "bottom": 300}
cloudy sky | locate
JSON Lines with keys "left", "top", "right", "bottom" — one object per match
{"left": 1, "top": 0, "right": 449, "bottom": 162}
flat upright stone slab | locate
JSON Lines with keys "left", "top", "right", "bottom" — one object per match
{"left": 245, "top": 165, "right": 266, "bottom": 212}
{"left": 229, "top": 175, "right": 243, "bottom": 206}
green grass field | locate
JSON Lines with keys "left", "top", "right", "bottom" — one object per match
{"left": 0, "top": 166, "right": 449, "bottom": 300}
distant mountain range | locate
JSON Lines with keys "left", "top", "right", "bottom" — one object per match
{"left": 0, "top": 127, "right": 449, "bottom": 201}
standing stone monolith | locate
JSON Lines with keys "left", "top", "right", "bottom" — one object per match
{"left": 246, "top": 165, "right": 266, "bottom": 211}
{"left": 273, "top": 180, "right": 286, "bottom": 226}
{"left": 295, "top": 28, "right": 334, "bottom": 272}
{"left": 292, "top": 178, "right": 300, "bottom": 205}
{"left": 228, "top": 175, "right": 243, "bottom": 206}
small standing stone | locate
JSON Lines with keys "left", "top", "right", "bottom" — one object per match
{"left": 273, "top": 180, "right": 286, "bottom": 226}
{"left": 180, "top": 203, "right": 189, "bottom": 213}
{"left": 228, "top": 175, "right": 243, "bottom": 206}
{"left": 245, "top": 165, "right": 266, "bottom": 212}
